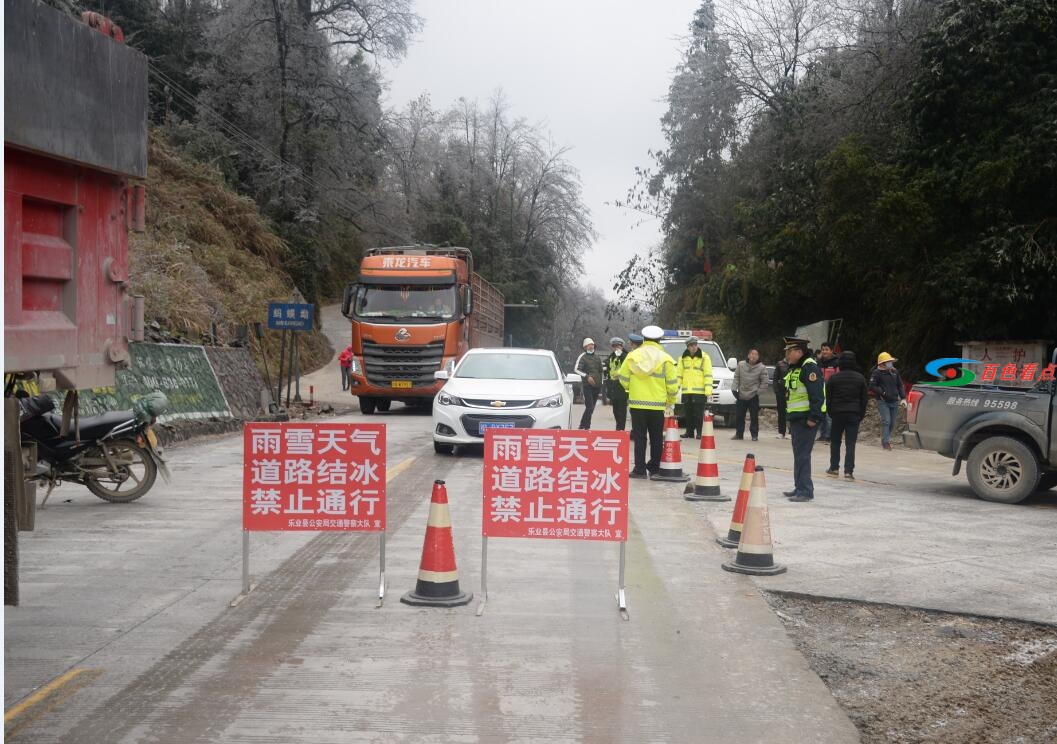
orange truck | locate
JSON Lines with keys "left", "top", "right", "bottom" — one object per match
{"left": 340, "top": 246, "right": 504, "bottom": 413}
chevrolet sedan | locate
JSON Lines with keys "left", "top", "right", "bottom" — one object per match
{"left": 432, "top": 348, "right": 580, "bottom": 454}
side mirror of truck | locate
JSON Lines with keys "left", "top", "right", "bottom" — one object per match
{"left": 727, "top": 357, "right": 737, "bottom": 371}
{"left": 463, "top": 286, "right": 474, "bottom": 316}
{"left": 341, "top": 284, "right": 356, "bottom": 319}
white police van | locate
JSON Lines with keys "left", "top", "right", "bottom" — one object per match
{"left": 659, "top": 329, "right": 739, "bottom": 427}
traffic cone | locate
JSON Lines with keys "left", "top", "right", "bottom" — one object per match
{"left": 684, "top": 411, "right": 727, "bottom": 501}
{"left": 652, "top": 415, "right": 689, "bottom": 482}
{"left": 717, "top": 454, "right": 756, "bottom": 547}
{"left": 401, "top": 480, "right": 473, "bottom": 607}
{"left": 722, "top": 467, "right": 787, "bottom": 576}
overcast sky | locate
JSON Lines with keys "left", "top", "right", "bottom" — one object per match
{"left": 382, "top": 0, "right": 701, "bottom": 299}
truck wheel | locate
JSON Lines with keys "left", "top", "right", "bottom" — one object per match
{"left": 433, "top": 441, "right": 454, "bottom": 455}
{"left": 359, "top": 397, "right": 376, "bottom": 415}
{"left": 966, "top": 436, "right": 1040, "bottom": 504}
{"left": 376, "top": 399, "right": 391, "bottom": 412}
{"left": 1036, "top": 472, "right": 1057, "bottom": 492}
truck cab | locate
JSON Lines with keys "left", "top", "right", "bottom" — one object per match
{"left": 340, "top": 246, "right": 503, "bottom": 413}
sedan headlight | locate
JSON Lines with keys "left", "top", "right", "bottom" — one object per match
{"left": 437, "top": 391, "right": 464, "bottom": 406}
{"left": 534, "top": 394, "right": 563, "bottom": 408}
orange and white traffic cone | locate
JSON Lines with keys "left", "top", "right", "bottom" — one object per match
{"left": 400, "top": 480, "right": 473, "bottom": 607}
{"left": 684, "top": 411, "right": 726, "bottom": 500}
{"left": 717, "top": 454, "right": 756, "bottom": 547}
{"left": 652, "top": 415, "right": 689, "bottom": 482}
{"left": 721, "top": 467, "right": 787, "bottom": 575}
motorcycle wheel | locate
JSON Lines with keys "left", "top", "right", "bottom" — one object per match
{"left": 84, "top": 439, "right": 158, "bottom": 503}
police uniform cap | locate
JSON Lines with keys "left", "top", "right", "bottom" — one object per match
{"left": 627, "top": 332, "right": 644, "bottom": 343}
{"left": 609, "top": 337, "right": 624, "bottom": 347}
{"left": 641, "top": 325, "right": 664, "bottom": 341}
{"left": 686, "top": 337, "right": 700, "bottom": 346}
{"left": 783, "top": 336, "right": 810, "bottom": 351}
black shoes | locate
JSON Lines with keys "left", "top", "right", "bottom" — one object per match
{"left": 751, "top": 436, "right": 758, "bottom": 441}
{"left": 782, "top": 489, "right": 798, "bottom": 497}
{"left": 789, "top": 493, "right": 814, "bottom": 502}
{"left": 825, "top": 468, "right": 839, "bottom": 477}
{"left": 731, "top": 434, "right": 744, "bottom": 440}
{"left": 629, "top": 471, "right": 648, "bottom": 480}
{"left": 845, "top": 472, "right": 855, "bottom": 481}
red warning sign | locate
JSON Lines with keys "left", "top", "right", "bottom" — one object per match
{"left": 243, "top": 422, "right": 385, "bottom": 531}
{"left": 482, "top": 429, "right": 630, "bottom": 541}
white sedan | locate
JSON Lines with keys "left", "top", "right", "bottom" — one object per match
{"left": 432, "top": 348, "right": 580, "bottom": 454}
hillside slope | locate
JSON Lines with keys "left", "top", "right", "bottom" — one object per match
{"left": 129, "top": 133, "right": 332, "bottom": 376}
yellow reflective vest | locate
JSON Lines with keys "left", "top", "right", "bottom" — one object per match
{"left": 679, "top": 351, "right": 713, "bottom": 396}
{"left": 617, "top": 341, "right": 680, "bottom": 411}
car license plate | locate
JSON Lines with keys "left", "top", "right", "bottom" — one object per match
{"left": 391, "top": 381, "right": 412, "bottom": 389}
{"left": 479, "top": 421, "right": 515, "bottom": 430}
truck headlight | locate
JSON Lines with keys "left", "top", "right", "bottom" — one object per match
{"left": 534, "top": 394, "right": 563, "bottom": 408}
{"left": 349, "top": 358, "right": 362, "bottom": 375}
{"left": 437, "top": 392, "right": 464, "bottom": 406}
{"left": 719, "top": 379, "right": 732, "bottom": 391}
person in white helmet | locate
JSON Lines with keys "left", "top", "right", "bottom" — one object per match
{"left": 617, "top": 325, "right": 680, "bottom": 477}
{"left": 574, "top": 337, "right": 604, "bottom": 429}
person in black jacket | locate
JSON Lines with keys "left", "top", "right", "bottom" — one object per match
{"left": 773, "top": 358, "right": 790, "bottom": 438}
{"left": 825, "top": 351, "right": 868, "bottom": 480}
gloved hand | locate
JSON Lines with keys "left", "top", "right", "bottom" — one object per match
{"left": 900, "top": 399, "right": 909, "bottom": 408}
{"left": 664, "top": 405, "right": 675, "bottom": 417}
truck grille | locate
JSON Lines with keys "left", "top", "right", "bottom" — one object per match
{"left": 362, "top": 340, "right": 444, "bottom": 387}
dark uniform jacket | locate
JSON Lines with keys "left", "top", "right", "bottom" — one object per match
{"left": 785, "top": 357, "right": 826, "bottom": 423}
{"left": 574, "top": 351, "right": 604, "bottom": 386}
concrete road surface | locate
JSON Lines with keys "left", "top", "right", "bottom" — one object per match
{"left": 5, "top": 408, "right": 859, "bottom": 742}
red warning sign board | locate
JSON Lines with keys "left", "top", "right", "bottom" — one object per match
{"left": 243, "top": 422, "right": 385, "bottom": 532}
{"left": 482, "top": 429, "right": 630, "bottom": 541}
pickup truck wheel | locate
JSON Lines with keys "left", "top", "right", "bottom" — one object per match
{"left": 359, "top": 397, "right": 376, "bottom": 415}
{"left": 966, "top": 436, "right": 1040, "bottom": 504}
{"left": 1036, "top": 473, "right": 1057, "bottom": 492}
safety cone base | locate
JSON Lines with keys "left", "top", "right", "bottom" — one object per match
{"left": 400, "top": 587, "right": 473, "bottom": 607}
{"left": 722, "top": 560, "right": 787, "bottom": 576}
{"left": 716, "top": 536, "right": 739, "bottom": 548}
{"left": 652, "top": 472, "right": 690, "bottom": 482}
{"left": 684, "top": 489, "right": 730, "bottom": 502}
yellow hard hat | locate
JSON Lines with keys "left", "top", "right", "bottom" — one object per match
{"left": 877, "top": 352, "right": 897, "bottom": 365}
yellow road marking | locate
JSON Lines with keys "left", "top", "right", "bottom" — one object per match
{"left": 387, "top": 456, "right": 415, "bottom": 483}
{"left": 5, "top": 668, "right": 101, "bottom": 734}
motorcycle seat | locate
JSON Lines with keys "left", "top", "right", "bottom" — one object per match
{"left": 42, "top": 410, "right": 137, "bottom": 440}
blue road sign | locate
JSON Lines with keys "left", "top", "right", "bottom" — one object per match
{"left": 267, "top": 302, "right": 314, "bottom": 331}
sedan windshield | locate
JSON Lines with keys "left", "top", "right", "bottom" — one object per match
{"left": 353, "top": 284, "right": 457, "bottom": 320}
{"left": 456, "top": 353, "right": 558, "bottom": 381}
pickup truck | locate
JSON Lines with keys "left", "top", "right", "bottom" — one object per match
{"left": 903, "top": 352, "right": 1057, "bottom": 504}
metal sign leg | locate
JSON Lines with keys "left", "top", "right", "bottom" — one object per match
{"left": 475, "top": 536, "right": 488, "bottom": 617}
{"left": 230, "top": 530, "right": 257, "bottom": 607}
{"left": 617, "top": 541, "right": 629, "bottom": 621}
{"left": 376, "top": 532, "right": 386, "bottom": 608}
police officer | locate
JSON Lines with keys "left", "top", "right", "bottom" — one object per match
{"left": 618, "top": 325, "right": 680, "bottom": 478}
{"left": 604, "top": 337, "right": 629, "bottom": 431}
{"left": 678, "top": 337, "right": 713, "bottom": 438}
{"left": 782, "top": 336, "right": 826, "bottom": 502}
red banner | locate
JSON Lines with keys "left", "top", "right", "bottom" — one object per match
{"left": 243, "top": 422, "right": 386, "bottom": 532}
{"left": 482, "top": 429, "right": 630, "bottom": 541}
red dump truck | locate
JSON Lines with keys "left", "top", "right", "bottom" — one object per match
{"left": 4, "top": 1, "right": 148, "bottom": 603}
{"left": 340, "top": 246, "right": 504, "bottom": 413}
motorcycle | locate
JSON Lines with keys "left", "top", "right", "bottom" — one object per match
{"left": 18, "top": 392, "right": 171, "bottom": 504}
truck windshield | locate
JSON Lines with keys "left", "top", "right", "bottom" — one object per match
{"left": 353, "top": 284, "right": 457, "bottom": 320}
